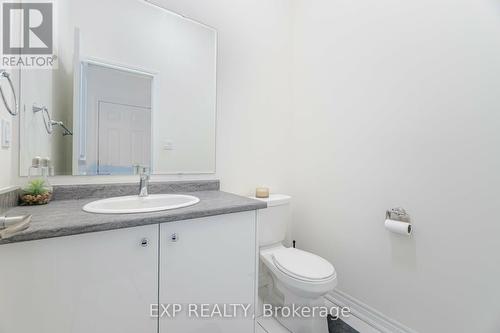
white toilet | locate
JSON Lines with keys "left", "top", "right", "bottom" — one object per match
{"left": 254, "top": 194, "right": 337, "bottom": 333}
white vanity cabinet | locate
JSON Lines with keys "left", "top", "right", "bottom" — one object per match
{"left": 0, "top": 224, "right": 159, "bottom": 333}
{"left": 159, "top": 211, "right": 257, "bottom": 333}
{"left": 0, "top": 211, "right": 257, "bottom": 333}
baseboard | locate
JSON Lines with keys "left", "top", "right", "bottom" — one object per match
{"left": 325, "top": 289, "right": 418, "bottom": 333}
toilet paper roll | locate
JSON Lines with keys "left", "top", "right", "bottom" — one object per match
{"left": 385, "top": 219, "right": 412, "bottom": 236}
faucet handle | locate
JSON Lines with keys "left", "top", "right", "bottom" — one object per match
{"left": 141, "top": 166, "right": 150, "bottom": 176}
{"left": 133, "top": 165, "right": 150, "bottom": 175}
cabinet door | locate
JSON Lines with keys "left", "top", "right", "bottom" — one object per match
{"left": 0, "top": 225, "right": 159, "bottom": 333}
{"left": 159, "top": 211, "right": 257, "bottom": 333}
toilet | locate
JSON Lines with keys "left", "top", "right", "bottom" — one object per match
{"left": 254, "top": 194, "right": 337, "bottom": 333}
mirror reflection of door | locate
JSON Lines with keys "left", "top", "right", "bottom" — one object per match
{"left": 77, "top": 62, "right": 153, "bottom": 175}
{"left": 98, "top": 101, "right": 151, "bottom": 175}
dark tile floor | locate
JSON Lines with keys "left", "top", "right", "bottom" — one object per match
{"left": 328, "top": 315, "right": 360, "bottom": 333}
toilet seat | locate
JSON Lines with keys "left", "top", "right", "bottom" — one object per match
{"left": 271, "top": 247, "right": 336, "bottom": 282}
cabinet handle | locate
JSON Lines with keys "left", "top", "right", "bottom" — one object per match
{"left": 140, "top": 238, "right": 149, "bottom": 247}
{"left": 170, "top": 233, "right": 178, "bottom": 242}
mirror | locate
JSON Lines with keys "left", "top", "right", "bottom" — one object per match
{"left": 19, "top": 0, "right": 217, "bottom": 176}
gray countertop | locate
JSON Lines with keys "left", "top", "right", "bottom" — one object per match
{"left": 0, "top": 191, "right": 266, "bottom": 245}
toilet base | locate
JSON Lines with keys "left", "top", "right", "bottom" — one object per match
{"left": 274, "top": 285, "right": 329, "bottom": 333}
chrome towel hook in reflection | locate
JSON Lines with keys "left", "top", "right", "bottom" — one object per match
{"left": 33, "top": 104, "right": 73, "bottom": 136}
{"left": 33, "top": 104, "right": 54, "bottom": 134}
{"left": 52, "top": 120, "right": 73, "bottom": 136}
{"left": 0, "top": 69, "right": 18, "bottom": 116}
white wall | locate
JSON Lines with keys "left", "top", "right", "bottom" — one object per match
{"left": 291, "top": 0, "right": 500, "bottom": 332}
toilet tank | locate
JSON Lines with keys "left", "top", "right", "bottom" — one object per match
{"left": 253, "top": 194, "right": 292, "bottom": 247}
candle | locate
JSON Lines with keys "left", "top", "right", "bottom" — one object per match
{"left": 255, "top": 187, "right": 270, "bottom": 198}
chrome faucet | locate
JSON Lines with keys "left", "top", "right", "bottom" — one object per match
{"left": 136, "top": 166, "right": 150, "bottom": 197}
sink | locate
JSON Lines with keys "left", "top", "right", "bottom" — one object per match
{"left": 82, "top": 194, "right": 200, "bottom": 214}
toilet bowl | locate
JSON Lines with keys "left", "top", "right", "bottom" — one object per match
{"left": 260, "top": 245, "right": 337, "bottom": 300}
{"left": 254, "top": 194, "right": 337, "bottom": 333}
{"left": 260, "top": 245, "right": 337, "bottom": 333}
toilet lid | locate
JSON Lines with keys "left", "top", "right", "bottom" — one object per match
{"left": 272, "top": 248, "right": 335, "bottom": 282}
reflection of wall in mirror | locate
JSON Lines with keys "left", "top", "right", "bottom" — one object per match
{"left": 20, "top": 64, "right": 73, "bottom": 176}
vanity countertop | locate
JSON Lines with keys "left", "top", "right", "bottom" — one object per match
{"left": 0, "top": 191, "right": 266, "bottom": 245}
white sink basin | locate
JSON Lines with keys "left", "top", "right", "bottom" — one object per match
{"left": 82, "top": 194, "right": 200, "bottom": 214}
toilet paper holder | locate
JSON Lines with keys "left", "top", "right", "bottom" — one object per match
{"left": 385, "top": 207, "right": 410, "bottom": 222}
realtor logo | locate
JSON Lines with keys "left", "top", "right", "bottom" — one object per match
{"left": 1, "top": 1, "right": 56, "bottom": 68}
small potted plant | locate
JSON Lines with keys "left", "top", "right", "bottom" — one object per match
{"left": 20, "top": 178, "right": 53, "bottom": 206}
